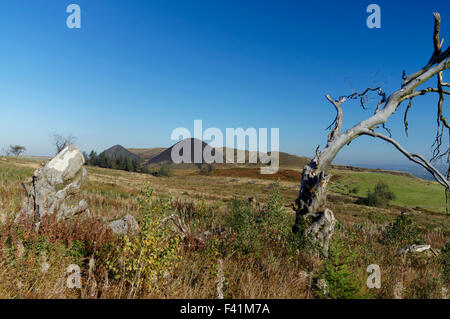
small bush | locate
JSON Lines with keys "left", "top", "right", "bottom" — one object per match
{"left": 106, "top": 214, "right": 181, "bottom": 294}
{"left": 441, "top": 242, "right": 450, "bottom": 284}
{"left": 158, "top": 164, "right": 173, "bottom": 177}
{"left": 366, "top": 182, "right": 396, "bottom": 208}
{"left": 319, "top": 240, "right": 362, "bottom": 299}
{"left": 224, "top": 182, "right": 292, "bottom": 257}
{"left": 200, "top": 163, "right": 216, "bottom": 175}
{"left": 105, "top": 186, "right": 182, "bottom": 296}
{"left": 382, "top": 212, "right": 424, "bottom": 247}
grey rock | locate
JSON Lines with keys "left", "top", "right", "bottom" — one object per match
{"left": 108, "top": 214, "right": 139, "bottom": 236}
{"left": 17, "top": 144, "right": 88, "bottom": 222}
{"left": 397, "top": 244, "right": 441, "bottom": 257}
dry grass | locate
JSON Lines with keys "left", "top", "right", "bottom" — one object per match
{"left": 0, "top": 156, "right": 448, "bottom": 299}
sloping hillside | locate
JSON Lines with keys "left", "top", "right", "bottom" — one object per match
{"left": 101, "top": 145, "right": 140, "bottom": 161}
{"left": 128, "top": 148, "right": 165, "bottom": 160}
{"left": 277, "top": 152, "right": 310, "bottom": 168}
{"left": 148, "top": 138, "right": 217, "bottom": 166}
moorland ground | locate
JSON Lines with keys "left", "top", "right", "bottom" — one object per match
{"left": 0, "top": 156, "right": 448, "bottom": 298}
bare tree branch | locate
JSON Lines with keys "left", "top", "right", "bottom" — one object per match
{"left": 326, "top": 95, "right": 345, "bottom": 143}
{"left": 52, "top": 133, "right": 77, "bottom": 155}
{"left": 403, "top": 87, "right": 450, "bottom": 100}
{"left": 339, "top": 87, "right": 383, "bottom": 110}
{"left": 404, "top": 99, "right": 413, "bottom": 136}
{"left": 360, "top": 128, "right": 449, "bottom": 188}
{"left": 402, "top": 12, "right": 450, "bottom": 87}
{"left": 316, "top": 57, "right": 450, "bottom": 174}
{"left": 294, "top": 12, "right": 450, "bottom": 254}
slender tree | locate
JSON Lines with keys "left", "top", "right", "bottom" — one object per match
{"left": 88, "top": 150, "right": 98, "bottom": 166}
{"left": 99, "top": 152, "right": 109, "bottom": 168}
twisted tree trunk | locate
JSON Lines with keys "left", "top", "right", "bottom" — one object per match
{"left": 293, "top": 13, "right": 450, "bottom": 255}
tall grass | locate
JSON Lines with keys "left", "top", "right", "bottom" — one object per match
{"left": 0, "top": 158, "right": 448, "bottom": 298}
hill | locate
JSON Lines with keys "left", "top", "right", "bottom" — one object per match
{"left": 147, "top": 138, "right": 217, "bottom": 167}
{"left": 101, "top": 145, "right": 140, "bottom": 162}
{"left": 277, "top": 151, "right": 310, "bottom": 168}
{"left": 111, "top": 142, "right": 426, "bottom": 181}
{"left": 142, "top": 142, "right": 311, "bottom": 169}
{"left": 128, "top": 147, "right": 165, "bottom": 160}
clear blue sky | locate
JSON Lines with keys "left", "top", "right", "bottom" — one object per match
{"left": 1, "top": 0, "right": 449, "bottom": 166}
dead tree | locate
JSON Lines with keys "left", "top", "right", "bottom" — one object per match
{"left": 52, "top": 133, "right": 77, "bottom": 154}
{"left": 293, "top": 13, "right": 450, "bottom": 255}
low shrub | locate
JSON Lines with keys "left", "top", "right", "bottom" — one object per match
{"left": 366, "top": 182, "right": 396, "bottom": 208}
{"left": 105, "top": 185, "right": 182, "bottom": 297}
{"left": 382, "top": 212, "right": 425, "bottom": 247}
{"left": 200, "top": 163, "right": 216, "bottom": 175}
{"left": 319, "top": 240, "right": 363, "bottom": 299}
{"left": 158, "top": 164, "right": 173, "bottom": 177}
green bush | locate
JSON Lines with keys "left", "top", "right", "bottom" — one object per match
{"left": 225, "top": 198, "right": 259, "bottom": 255}
{"left": 441, "top": 242, "right": 450, "bottom": 284}
{"left": 105, "top": 185, "right": 181, "bottom": 294}
{"left": 382, "top": 212, "right": 424, "bottom": 247}
{"left": 68, "top": 240, "right": 85, "bottom": 259}
{"left": 224, "top": 182, "right": 292, "bottom": 257}
{"left": 200, "top": 163, "right": 216, "bottom": 175}
{"left": 366, "top": 182, "right": 396, "bottom": 208}
{"left": 319, "top": 240, "right": 362, "bottom": 299}
{"left": 158, "top": 164, "right": 173, "bottom": 177}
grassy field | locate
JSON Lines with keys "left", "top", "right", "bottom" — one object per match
{"left": 0, "top": 156, "right": 448, "bottom": 299}
{"left": 329, "top": 169, "right": 447, "bottom": 213}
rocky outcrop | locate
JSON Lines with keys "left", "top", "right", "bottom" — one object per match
{"left": 16, "top": 144, "right": 89, "bottom": 222}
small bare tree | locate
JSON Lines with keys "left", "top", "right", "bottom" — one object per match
{"left": 9, "top": 145, "right": 26, "bottom": 157}
{"left": 293, "top": 13, "right": 450, "bottom": 255}
{"left": 1, "top": 147, "right": 11, "bottom": 157}
{"left": 52, "top": 133, "right": 76, "bottom": 154}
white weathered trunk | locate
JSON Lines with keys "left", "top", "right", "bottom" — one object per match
{"left": 294, "top": 13, "right": 450, "bottom": 254}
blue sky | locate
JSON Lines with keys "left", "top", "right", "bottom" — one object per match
{"left": 0, "top": 0, "right": 449, "bottom": 166}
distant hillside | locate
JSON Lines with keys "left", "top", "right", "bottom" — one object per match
{"left": 330, "top": 164, "right": 418, "bottom": 179}
{"left": 148, "top": 138, "right": 217, "bottom": 168}
{"left": 216, "top": 148, "right": 310, "bottom": 168}
{"left": 277, "top": 152, "right": 310, "bottom": 168}
{"left": 101, "top": 145, "right": 140, "bottom": 161}
{"left": 139, "top": 140, "right": 311, "bottom": 169}
{"left": 128, "top": 148, "right": 165, "bottom": 160}
{"left": 216, "top": 147, "right": 267, "bottom": 165}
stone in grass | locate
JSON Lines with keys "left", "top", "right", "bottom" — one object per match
{"left": 17, "top": 144, "right": 88, "bottom": 222}
{"left": 108, "top": 214, "right": 139, "bottom": 236}
{"left": 396, "top": 244, "right": 440, "bottom": 256}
